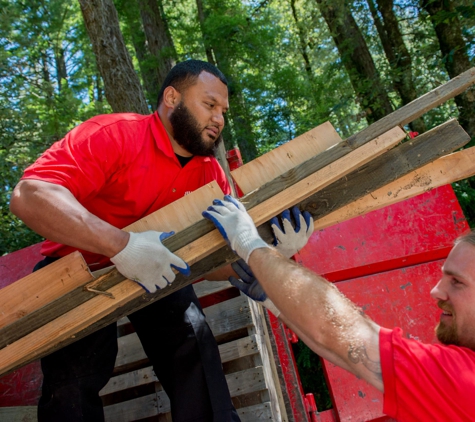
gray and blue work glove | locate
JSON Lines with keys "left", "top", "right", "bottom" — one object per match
{"left": 202, "top": 195, "right": 271, "bottom": 263}
{"left": 230, "top": 259, "right": 281, "bottom": 317}
{"left": 202, "top": 195, "right": 314, "bottom": 262}
{"left": 111, "top": 231, "right": 190, "bottom": 293}
{"left": 271, "top": 207, "right": 314, "bottom": 258}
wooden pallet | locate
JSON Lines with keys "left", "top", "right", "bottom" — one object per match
{"left": 99, "top": 279, "right": 287, "bottom": 422}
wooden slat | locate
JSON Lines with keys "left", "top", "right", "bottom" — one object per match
{"left": 238, "top": 402, "right": 274, "bottom": 421}
{"left": 231, "top": 122, "right": 342, "bottom": 194}
{"left": 124, "top": 181, "right": 223, "bottom": 233}
{"left": 205, "top": 295, "right": 254, "bottom": 338}
{"left": 113, "top": 320, "right": 257, "bottom": 372}
{"left": 297, "top": 119, "right": 469, "bottom": 225}
{"left": 344, "top": 67, "right": 475, "bottom": 149}
{"left": 314, "top": 146, "right": 475, "bottom": 230}
{"left": 193, "top": 279, "right": 232, "bottom": 298}
{"left": 103, "top": 367, "right": 268, "bottom": 421}
{"left": 0, "top": 252, "right": 91, "bottom": 330}
{"left": 101, "top": 335, "right": 259, "bottom": 396}
{"left": 0, "top": 406, "right": 37, "bottom": 421}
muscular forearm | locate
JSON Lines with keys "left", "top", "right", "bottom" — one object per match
{"left": 248, "top": 247, "right": 383, "bottom": 391}
{"left": 10, "top": 180, "right": 128, "bottom": 257}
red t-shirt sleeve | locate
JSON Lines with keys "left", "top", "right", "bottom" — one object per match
{"left": 22, "top": 120, "right": 125, "bottom": 202}
{"left": 380, "top": 327, "right": 475, "bottom": 421}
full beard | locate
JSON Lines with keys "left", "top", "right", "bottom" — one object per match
{"left": 435, "top": 301, "right": 460, "bottom": 346}
{"left": 169, "top": 101, "right": 223, "bottom": 157}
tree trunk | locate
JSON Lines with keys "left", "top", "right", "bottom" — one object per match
{"left": 368, "top": 0, "right": 426, "bottom": 133}
{"left": 78, "top": 0, "right": 149, "bottom": 114}
{"left": 315, "top": 0, "right": 393, "bottom": 124}
{"left": 195, "top": 0, "right": 258, "bottom": 162}
{"left": 421, "top": 0, "right": 475, "bottom": 138}
{"left": 137, "top": 0, "right": 176, "bottom": 96}
{"left": 195, "top": 0, "right": 215, "bottom": 64}
{"left": 290, "top": 0, "right": 313, "bottom": 81}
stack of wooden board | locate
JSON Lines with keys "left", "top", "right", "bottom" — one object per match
{"left": 0, "top": 67, "right": 474, "bottom": 422}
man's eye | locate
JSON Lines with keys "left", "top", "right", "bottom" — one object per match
{"left": 452, "top": 278, "right": 462, "bottom": 285}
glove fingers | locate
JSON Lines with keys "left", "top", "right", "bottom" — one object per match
{"left": 231, "top": 259, "right": 254, "bottom": 282}
{"left": 133, "top": 279, "right": 151, "bottom": 294}
{"left": 223, "top": 194, "right": 246, "bottom": 212}
{"left": 171, "top": 262, "right": 191, "bottom": 276}
{"left": 229, "top": 276, "right": 249, "bottom": 292}
{"left": 202, "top": 210, "right": 230, "bottom": 242}
{"left": 291, "top": 207, "right": 302, "bottom": 233}
{"left": 159, "top": 231, "right": 175, "bottom": 242}
{"left": 304, "top": 211, "right": 314, "bottom": 236}
{"left": 270, "top": 218, "right": 283, "bottom": 247}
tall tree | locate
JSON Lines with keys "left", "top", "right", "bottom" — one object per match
{"left": 421, "top": 0, "right": 475, "bottom": 138}
{"left": 137, "top": 0, "right": 177, "bottom": 102}
{"left": 367, "top": 0, "right": 427, "bottom": 133}
{"left": 78, "top": 0, "right": 149, "bottom": 114}
{"left": 315, "top": 0, "right": 393, "bottom": 124}
{"left": 195, "top": 0, "right": 259, "bottom": 162}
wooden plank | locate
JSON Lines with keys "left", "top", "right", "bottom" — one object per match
{"left": 101, "top": 336, "right": 259, "bottom": 396}
{"left": 231, "top": 122, "right": 342, "bottom": 194}
{"left": 0, "top": 252, "right": 91, "bottom": 330}
{"left": 296, "top": 119, "right": 470, "bottom": 225}
{"left": 314, "top": 146, "right": 475, "bottom": 230}
{"left": 103, "top": 367, "right": 268, "bottom": 421}
{"left": 113, "top": 322, "right": 257, "bottom": 372}
{"left": 345, "top": 67, "right": 475, "bottom": 149}
{"left": 248, "top": 299, "right": 287, "bottom": 421}
{"left": 124, "top": 181, "right": 223, "bottom": 233}
{"left": 238, "top": 402, "right": 274, "bottom": 421}
{"left": 0, "top": 406, "right": 37, "bottom": 421}
{"left": 104, "top": 391, "right": 167, "bottom": 422}
{"left": 193, "top": 279, "right": 232, "bottom": 298}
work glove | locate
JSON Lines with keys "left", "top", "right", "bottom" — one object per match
{"left": 230, "top": 259, "right": 281, "bottom": 318}
{"left": 111, "top": 231, "right": 190, "bottom": 293}
{"left": 271, "top": 207, "right": 314, "bottom": 258}
{"left": 202, "top": 195, "right": 270, "bottom": 263}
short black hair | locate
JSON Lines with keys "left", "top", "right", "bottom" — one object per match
{"left": 157, "top": 60, "right": 228, "bottom": 108}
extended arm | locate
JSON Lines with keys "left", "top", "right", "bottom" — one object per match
{"left": 10, "top": 179, "right": 127, "bottom": 256}
{"left": 203, "top": 195, "right": 383, "bottom": 391}
{"left": 10, "top": 179, "right": 190, "bottom": 293}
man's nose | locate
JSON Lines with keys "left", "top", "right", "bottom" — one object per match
{"left": 430, "top": 278, "right": 448, "bottom": 301}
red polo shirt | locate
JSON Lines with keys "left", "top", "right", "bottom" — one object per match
{"left": 22, "top": 111, "right": 230, "bottom": 267}
{"left": 380, "top": 327, "right": 475, "bottom": 421}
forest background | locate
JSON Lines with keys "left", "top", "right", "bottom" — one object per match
{"left": 0, "top": 0, "right": 474, "bottom": 408}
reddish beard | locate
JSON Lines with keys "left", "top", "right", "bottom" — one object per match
{"left": 435, "top": 300, "right": 459, "bottom": 346}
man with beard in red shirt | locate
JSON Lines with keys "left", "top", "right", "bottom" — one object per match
{"left": 11, "top": 60, "right": 239, "bottom": 422}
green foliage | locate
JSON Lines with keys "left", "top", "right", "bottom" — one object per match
{"left": 292, "top": 340, "right": 333, "bottom": 410}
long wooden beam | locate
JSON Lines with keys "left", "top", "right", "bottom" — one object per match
{"left": 314, "top": 146, "right": 475, "bottom": 230}
{"left": 0, "top": 128, "right": 404, "bottom": 374}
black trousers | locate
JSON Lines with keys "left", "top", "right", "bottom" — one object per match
{"left": 34, "top": 257, "right": 240, "bottom": 422}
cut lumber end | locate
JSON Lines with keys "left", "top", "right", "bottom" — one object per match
{"left": 231, "top": 121, "right": 343, "bottom": 194}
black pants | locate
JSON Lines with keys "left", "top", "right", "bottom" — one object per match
{"left": 34, "top": 257, "right": 240, "bottom": 422}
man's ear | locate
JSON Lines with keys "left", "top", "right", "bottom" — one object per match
{"left": 162, "top": 86, "right": 181, "bottom": 109}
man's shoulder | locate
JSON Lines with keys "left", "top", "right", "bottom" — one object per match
{"left": 86, "top": 112, "right": 152, "bottom": 128}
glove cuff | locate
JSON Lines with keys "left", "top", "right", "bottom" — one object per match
{"left": 262, "top": 298, "right": 281, "bottom": 318}
{"left": 238, "top": 238, "right": 271, "bottom": 263}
